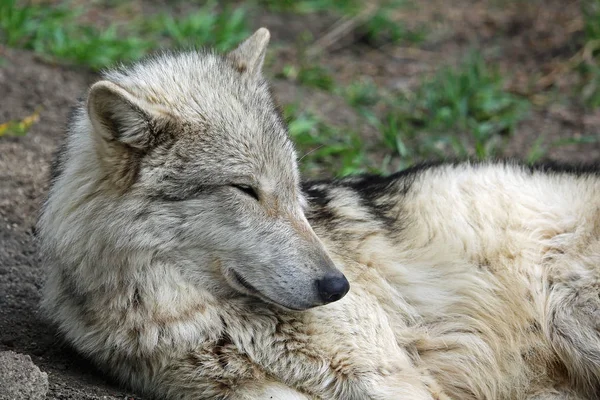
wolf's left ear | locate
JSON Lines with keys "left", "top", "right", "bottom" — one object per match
{"left": 227, "top": 27, "right": 270, "bottom": 76}
{"left": 87, "top": 81, "right": 161, "bottom": 150}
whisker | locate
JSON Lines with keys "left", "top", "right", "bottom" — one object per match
{"left": 299, "top": 145, "right": 324, "bottom": 162}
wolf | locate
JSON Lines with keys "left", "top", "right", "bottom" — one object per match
{"left": 38, "top": 28, "right": 600, "bottom": 399}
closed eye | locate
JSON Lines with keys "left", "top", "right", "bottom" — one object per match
{"left": 231, "top": 184, "right": 259, "bottom": 201}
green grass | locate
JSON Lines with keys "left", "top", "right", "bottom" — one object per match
{"left": 340, "top": 78, "right": 381, "bottom": 109}
{"left": 0, "top": 0, "right": 249, "bottom": 70}
{"left": 584, "top": 0, "right": 600, "bottom": 41}
{"left": 280, "top": 64, "right": 335, "bottom": 91}
{"left": 276, "top": 30, "right": 336, "bottom": 91}
{"left": 260, "top": 0, "right": 423, "bottom": 46}
{"left": 0, "top": 109, "right": 41, "bottom": 137}
{"left": 376, "top": 53, "right": 529, "bottom": 163}
{"left": 0, "top": 0, "right": 150, "bottom": 69}
{"left": 279, "top": 51, "right": 530, "bottom": 175}
{"left": 580, "top": 0, "right": 600, "bottom": 108}
{"left": 526, "top": 135, "right": 600, "bottom": 164}
{"left": 360, "top": 1, "right": 426, "bottom": 46}
{"left": 140, "top": 2, "right": 250, "bottom": 52}
{"left": 0, "top": 0, "right": 38, "bottom": 46}
{"left": 257, "top": 0, "right": 360, "bottom": 15}
{"left": 284, "top": 104, "right": 373, "bottom": 177}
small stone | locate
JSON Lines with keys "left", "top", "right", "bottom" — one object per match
{"left": 0, "top": 350, "right": 49, "bottom": 400}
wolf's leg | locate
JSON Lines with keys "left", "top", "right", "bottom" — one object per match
{"left": 151, "top": 350, "right": 439, "bottom": 400}
{"left": 229, "top": 313, "right": 449, "bottom": 400}
{"left": 235, "top": 379, "right": 446, "bottom": 400}
{"left": 145, "top": 357, "right": 312, "bottom": 400}
{"left": 137, "top": 317, "right": 447, "bottom": 400}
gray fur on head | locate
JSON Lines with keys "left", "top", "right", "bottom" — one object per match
{"left": 41, "top": 28, "right": 346, "bottom": 317}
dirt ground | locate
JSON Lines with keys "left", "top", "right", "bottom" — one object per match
{"left": 0, "top": 0, "right": 598, "bottom": 398}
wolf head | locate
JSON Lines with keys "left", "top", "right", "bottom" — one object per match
{"left": 43, "top": 28, "right": 348, "bottom": 311}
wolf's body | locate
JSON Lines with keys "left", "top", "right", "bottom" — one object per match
{"left": 38, "top": 29, "right": 600, "bottom": 399}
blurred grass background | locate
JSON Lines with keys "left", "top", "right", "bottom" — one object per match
{"left": 1, "top": 0, "right": 598, "bottom": 177}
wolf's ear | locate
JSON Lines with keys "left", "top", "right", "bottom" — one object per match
{"left": 227, "top": 27, "right": 270, "bottom": 76}
{"left": 87, "top": 81, "right": 157, "bottom": 149}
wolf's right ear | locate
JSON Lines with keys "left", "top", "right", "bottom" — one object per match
{"left": 87, "top": 81, "right": 157, "bottom": 149}
{"left": 227, "top": 27, "right": 270, "bottom": 76}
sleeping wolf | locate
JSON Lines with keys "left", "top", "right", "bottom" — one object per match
{"left": 39, "top": 28, "right": 600, "bottom": 399}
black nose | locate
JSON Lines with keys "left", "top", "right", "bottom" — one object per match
{"left": 316, "top": 274, "right": 350, "bottom": 304}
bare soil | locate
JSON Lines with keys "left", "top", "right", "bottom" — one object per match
{"left": 0, "top": 0, "right": 598, "bottom": 398}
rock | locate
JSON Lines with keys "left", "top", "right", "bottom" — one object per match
{"left": 0, "top": 350, "right": 49, "bottom": 400}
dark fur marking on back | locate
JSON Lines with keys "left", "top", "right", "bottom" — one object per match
{"left": 302, "top": 163, "right": 434, "bottom": 232}
{"left": 302, "top": 185, "right": 337, "bottom": 227}
{"left": 527, "top": 161, "right": 600, "bottom": 176}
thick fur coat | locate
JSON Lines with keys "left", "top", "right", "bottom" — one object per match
{"left": 39, "top": 29, "right": 600, "bottom": 399}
